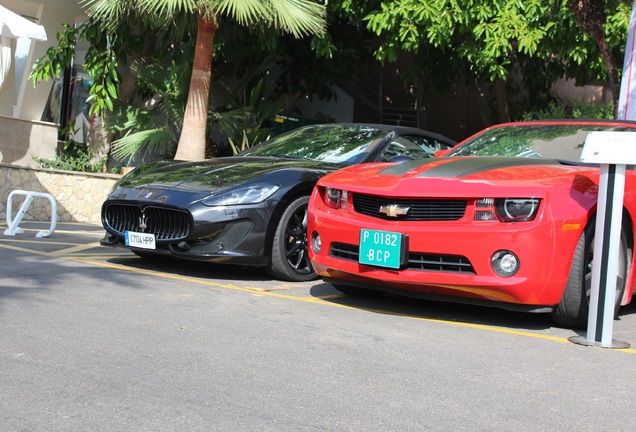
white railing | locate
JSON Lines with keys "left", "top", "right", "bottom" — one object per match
{"left": 4, "top": 190, "right": 57, "bottom": 238}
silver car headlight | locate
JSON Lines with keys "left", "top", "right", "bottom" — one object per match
{"left": 202, "top": 184, "right": 280, "bottom": 206}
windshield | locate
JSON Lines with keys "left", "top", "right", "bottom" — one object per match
{"left": 243, "top": 124, "right": 391, "bottom": 165}
{"left": 447, "top": 124, "right": 636, "bottom": 162}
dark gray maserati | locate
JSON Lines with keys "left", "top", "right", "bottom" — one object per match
{"left": 100, "top": 123, "right": 455, "bottom": 281}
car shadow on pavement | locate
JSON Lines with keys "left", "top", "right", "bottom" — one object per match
{"left": 106, "top": 254, "right": 273, "bottom": 282}
{"left": 617, "top": 300, "right": 636, "bottom": 321}
{"left": 311, "top": 281, "right": 636, "bottom": 334}
{"left": 309, "top": 282, "right": 558, "bottom": 332}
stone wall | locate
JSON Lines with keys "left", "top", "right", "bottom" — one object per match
{"left": 0, "top": 164, "right": 120, "bottom": 224}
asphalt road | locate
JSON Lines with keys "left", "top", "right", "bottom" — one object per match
{"left": 1, "top": 221, "right": 635, "bottom": 431}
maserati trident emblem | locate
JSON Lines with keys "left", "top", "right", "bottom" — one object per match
{"left": 379, "top": 204, "right": 410, "bottom": 217}
{"left": 138, "top": 213, "right": 149, "bottom": 232}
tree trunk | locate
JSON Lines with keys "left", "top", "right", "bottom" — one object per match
{"left": 494, "top": 78, "right": 510, "bottom": 123}
{"left": 566, "top": 1, "right": 617, "bottom": 115}
{"left": 473, "top": 79, "right": 493, "bottom": 127}
{"left": 174, "top": 12, "right": 218, "bottom": 161}
{"left": 592, "top": 29, "right": 620, "bottom": 116}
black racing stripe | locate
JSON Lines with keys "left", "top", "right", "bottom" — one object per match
{"left": 379, "top": 156, "right": 559, "bottom": 177}
{"left": 418, "top": 157, "right": 560, "bottom": 178}
{"left": 379, "top": 158, "right": 438, "bottom": 175}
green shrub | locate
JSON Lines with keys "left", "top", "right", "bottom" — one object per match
{"left": 522, "top": 100, "right": 614, "bottom": 121}
{"left": 35, "top": 144, "right": 107, "bottom": 173}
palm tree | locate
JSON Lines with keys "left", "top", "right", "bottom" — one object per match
{"left": 82, "top": 0, "right": 326, "bottom": 161}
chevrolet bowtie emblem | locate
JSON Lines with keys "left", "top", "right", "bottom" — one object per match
{"left": 379, "top": 204, "right": 410, "bottom": 217}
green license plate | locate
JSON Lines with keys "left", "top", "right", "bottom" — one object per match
{"left": 359, "top": 229, "right": 408, "bottom": 269}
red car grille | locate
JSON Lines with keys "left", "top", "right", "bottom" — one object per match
{"left": 352, "top": 194, "right": 467, "bottom": 221}
{"left": 330, "top": 243, "right": 475, "bottom": 274}
{"left": 102, "top": 203, "right": 192, "bottom": 241}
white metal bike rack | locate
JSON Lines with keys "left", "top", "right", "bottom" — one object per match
{"left": 4, "top": 190, "right": 58, "bottom": 238}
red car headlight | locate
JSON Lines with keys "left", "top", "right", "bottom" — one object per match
{"left": 495, "top": 198, "right": 540, "bottom": 222}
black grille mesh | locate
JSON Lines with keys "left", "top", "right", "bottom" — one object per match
{"left": 352, "top": 194, "right": 467, "bottom": 221}
{"left": 103, "top": 203, "right": 192, "bottom": 241}
{"left": 330, "top": 242, "right": 475, "bottom": 274}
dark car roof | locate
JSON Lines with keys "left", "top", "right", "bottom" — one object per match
{"left": 309, "top": 122, "right": 457, "bottom": 144}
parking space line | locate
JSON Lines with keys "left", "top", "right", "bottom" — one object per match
{"left": 1, "top": 239, "right": 86, "bottom": 246}
{"left": 67, "top": 257, "right": 261, "bottom": 291}
{"left": 4, "top": 225, "right": 632, "bottom": 354}
{"left": 66, "top": 256, "right": 636, "bottom": 354}
{"left": 48, "top": 243, "right": 103, "bottom": 256}
{"left": 0, "top": 242, "right": 52, "bottom": 256}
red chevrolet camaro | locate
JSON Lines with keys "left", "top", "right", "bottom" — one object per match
{"left": 307, "top": 120, "right": 636, "bottom": 328}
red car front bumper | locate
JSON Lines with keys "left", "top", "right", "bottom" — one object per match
{"left": 307, "top": 189, "right": 584, "bottom": 310}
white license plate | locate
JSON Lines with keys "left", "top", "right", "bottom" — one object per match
{"left": 125, "top": 231, "right": 156, "bottom": 250}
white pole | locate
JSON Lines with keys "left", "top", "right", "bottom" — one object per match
{"left": 585, "top": 165, "right": 625, "bottom": 347}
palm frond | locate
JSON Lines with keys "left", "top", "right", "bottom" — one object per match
{"left": 80, "top": 0, "right": 132, "bottom": 30}
{"left": 137, "top": 0, "right": 197, "bottom": 19}
{"left": 215, "top": 0, "right": 325, "bottom": 37}
{"left": 212, "top": 106, "right": 253, "bottom": 138}
{"left": 81, "top": 0, "right": 198, "bottom": 32}
{"left": 111, "top": 128, "right": 176, "bottom": 163}
{"left": 214, "top": 0, "right": 269, "bottom": 26}
{"left": 269, "top": 0, "right": 326, "bottom": 37}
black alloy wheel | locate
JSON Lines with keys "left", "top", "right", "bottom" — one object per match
{"left": 267, "top": 196, "right": 317, "bottom": 282}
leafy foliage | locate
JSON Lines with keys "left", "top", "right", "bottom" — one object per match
{"left": 106, "top": 54, "right": 191, "bottom": 163}
{"left": 106, "top": 48, "right": 286, "bottom": 160}
{"left": 346, "top": 0, "right": 630, "bottom": 120}
{"left": 361, "top": 0, "right": 629, "bottom": 82}
{"left": 30, "top": 19, "right": 132, "bottom": 117}
{"left": 34, "top": 120, "right": 108, "bottom": 173}
{"left": 521, "top": 100, "right": 615, "bottom": 120}
{"left": 34, "top": 147, "right": 108, "bottom": 173}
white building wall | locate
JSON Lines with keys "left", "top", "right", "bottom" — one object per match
{"left": 0, "top": 0, "right": 85, "bottom": 122}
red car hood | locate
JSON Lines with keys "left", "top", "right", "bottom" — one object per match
{"left": 319, "top": 156, "right": 599, "bottom": 197}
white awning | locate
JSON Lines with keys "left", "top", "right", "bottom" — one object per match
{"left": 0, "top": 5, "right": 47, "bottom": 41}
{"left": 0, "top": 5, "right": 48, "bottom": 111}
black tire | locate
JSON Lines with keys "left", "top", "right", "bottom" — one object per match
{"left": 266, "top": 196, "right": 317, "bottom": 282}
{"left": 332, "top": 284, "right": 384, "bottom": 297}
{"left": 550, "top": 224, "right": 628, "bottom": 329}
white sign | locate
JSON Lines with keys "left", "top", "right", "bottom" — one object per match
{"left": 580, "top": 131, "right": 636, "bottom": 164}
{"left": 125, "top": 231, "right": 156, "bottom": 250}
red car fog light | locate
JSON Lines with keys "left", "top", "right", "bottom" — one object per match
{"left": 311, "top": 231, "right": 322, "bottom": 254}
{"left": 491, "top": 250, "right": 519, "bottom": 276}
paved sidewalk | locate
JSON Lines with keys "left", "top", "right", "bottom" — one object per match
{"left": 2, "top": 220, "right": 636, "bottom": 431}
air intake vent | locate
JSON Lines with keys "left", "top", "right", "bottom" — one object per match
{"left": 329, "top": 242, "right": 475, "bottom": 274}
